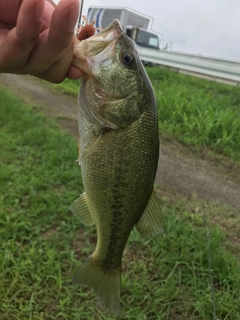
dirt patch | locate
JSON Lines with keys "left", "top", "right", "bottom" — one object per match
{"left": 0, "top": 74, "right": 78, "bottom": 132}
{"left": 156, "top": 140, "right": 240, "bottom": 209}
{"left": 1, "top": 73, "right": 240, "bottom": 210}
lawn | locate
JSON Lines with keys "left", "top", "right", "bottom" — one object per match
{"left": 1, "top": 83, "right": 240, "bottom": 320}
{"left": 148, "top": 67, "right": 240, "bottom": 162}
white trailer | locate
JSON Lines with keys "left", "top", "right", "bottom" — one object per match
{"left": 86, "top": 6, "right": 160, "bottom": 50}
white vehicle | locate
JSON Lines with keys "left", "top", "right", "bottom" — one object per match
{"left": 87, "top": 6, "right": 160, "bottom": 50}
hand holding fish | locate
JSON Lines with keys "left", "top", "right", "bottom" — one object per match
{"left": 0, "top": 0, "right": 83, "bottom": 82}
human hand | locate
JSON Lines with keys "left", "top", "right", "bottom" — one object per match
{"left": 0, "top": 0, "right": 83, "bottom": 83}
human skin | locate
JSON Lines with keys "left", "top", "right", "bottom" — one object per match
{"left": 0, "top": 0, "right": 83, "bottom": 83}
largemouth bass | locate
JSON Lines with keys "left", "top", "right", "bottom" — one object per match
{"left": 71, "top": 19, "right": 163, "bottom": 315}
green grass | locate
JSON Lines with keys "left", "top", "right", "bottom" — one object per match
{"left": 146, "top": 67, "right": 240, "bottom": 162}
{"left": 52, "top": 78, "right": 80, "bottom": 97}
{"left": 52, "top": 68, "right": 240, "bottom": 162}
{"left": 1, "top": 85, "right": 240, "bottom": 319}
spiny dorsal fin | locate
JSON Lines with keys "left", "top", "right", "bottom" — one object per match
{"left": 135, "top": 189, "right": 164, "bottom": 238}
{"left": 69, "top": 192, "right": 95, "bottom": 226}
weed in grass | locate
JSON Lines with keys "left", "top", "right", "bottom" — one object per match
{"left": 1, "top": 86, "right": 240, "bottom": 319}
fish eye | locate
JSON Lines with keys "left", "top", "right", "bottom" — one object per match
{"left": 123, "top": 53, "right": 132, "bottom": 63}
{"left": 120, "top": 51, "right": 135, "bottom": 68}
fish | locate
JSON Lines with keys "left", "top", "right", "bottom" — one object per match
{"left": 70, "top": 19, "right": 164, "bottom": 315}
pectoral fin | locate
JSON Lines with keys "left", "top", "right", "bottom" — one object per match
{"left": 80, "top": 130, "right": 103, "bottom": 164}
{"left": 75, "top": 138, "right": 81, "bottom": 164}
{"left": 135, "top": 190, "right": 164, "bottom": 238}
{"left": 69, "top": 192, "right": 95, "bottom": 226}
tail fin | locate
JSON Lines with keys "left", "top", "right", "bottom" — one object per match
{"left": 73, "top": 256, "right": 121, "bottom": 315}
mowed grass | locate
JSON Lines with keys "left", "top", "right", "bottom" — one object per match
{"left": 52, "top": 68, "right": 240, "bottom": 162}
{"left": 1, "top": 85, "right": 240, "bottom": 320}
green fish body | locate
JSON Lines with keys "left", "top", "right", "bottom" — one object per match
{"left": 71, "top": 19, "right": 163, "bottom": 314}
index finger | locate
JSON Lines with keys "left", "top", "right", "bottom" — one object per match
{"left": 0, "top": 0, "right": 45, "bottom": 71}
{"left": 25, "top": 0, "right": 80, "bottom": 73}
{"left": 0, "top": 0, "right": 21, "bottom": 24}
{"left": 41, "top": 0, "right": 55, "bottom": 30}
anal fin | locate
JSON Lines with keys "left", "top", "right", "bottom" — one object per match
{"left": 135, "top": 189, "right": 164, "bottom": 238}
{"left": 69, "top": 192, "right": 95, "bottom": 226}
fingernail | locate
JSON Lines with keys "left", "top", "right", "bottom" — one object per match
{"left": 67, "top": 1, "right": 79, "bottom": 33}
{"left": 35, "top": 0, "right": 45, "bottom": 23}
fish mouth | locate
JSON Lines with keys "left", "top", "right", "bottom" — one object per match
{"left": 73, "top": 19, "right": 123, "bottom": 74}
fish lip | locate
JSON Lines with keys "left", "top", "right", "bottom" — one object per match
{"left": 90, "top": 19, "right": 123, "bottom": 43}
{"left": 73, "top": 19, "right": 123, "bottom": 73}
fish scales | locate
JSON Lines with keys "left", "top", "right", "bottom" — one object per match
{"left": 70, "top": 19, "right": 163, "bottom": 315}
{"left": 81, "top": 107, "right": 159, "bottom": 267}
